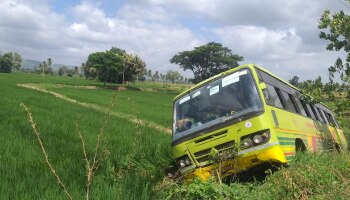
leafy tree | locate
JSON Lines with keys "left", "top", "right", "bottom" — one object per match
{"left": 12, "top": 52, "right": 22, "bottom": 71}
{"left": 319, "top": 1, "right": 350, "bottom": 128}
{"left": 109, "top": 46, "right": 126, "bottom": 56}
{"left": 47, "top": 58, "right": 52, "bottom": 69}
{"left": 289, "top": 76, "right": 300, "bottom": 87}
{"left": 170, "top": 42, "right": 244, "bottom": 83}
{"left": 123, "top": 54, "right": 146, "bottom": 82}
{"left": 153, "top": 71, "right": 159, "bottom": 81}
{"left": 299, "top": 76, "right": 323, "bottom": 105}
{"left": 0, "top": 52, "right": 22, "bottom": 73}
{"left": 58, "top": 66, "right": 68, "bottom": 76}
{"left": 74, "top": 66, "right": 79, "bottom": 74}
{"left": 86, "top": 51, "right": 123, "bottom": 86}
{"left": 83, "top": 47, "right": 146, "bottom": 84}
{"left": 89, "top": 67, "right": 97, "bottom": 79}
{"left": 166, "top": 70, "right": 182, "bottom": 83}
{"left": 0, "top": 53, "right": 13, "bottom": 73}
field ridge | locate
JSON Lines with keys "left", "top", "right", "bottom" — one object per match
{"left": 17, "top": 83, "right": 172, "bottom": 134}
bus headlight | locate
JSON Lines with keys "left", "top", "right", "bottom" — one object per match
{"left": 240, "top": 129, "right": 270, "bottom": 150}
{"left": 185, "top": 157, "right": 191, "bottom": 165}
{"left": 179, "top": 159, "right": 186, "bottom": 167}
{"left": 242, "top": 138, "right": 254, "bottom": 149}
{"left": 176, "top": 155, "right": 192, "bottom": 168}
{"left": 253, "top": 135, "right": 263, "bottom": 144}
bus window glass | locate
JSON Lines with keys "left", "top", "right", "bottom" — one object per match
{"left": 324, "top": 112, "right": 336, "bottom": 126}
{"left": 265, "top": 84, "right": 284, "bottom": 109}
{"left": 300, "top": 99, "right": 311, "bottom": 117}
{"left": 332, "top": 115, "right": 340, "bottom": 129}
{"left": 275, "top": 88, "right": 287, "bottom": 109}
{"left": 173, "top": 69, "right": 263, "bottom": 138}
{"left": 289, "top": 94, "right": 300, "bottom": 114}
{"left": 294, "top": 98, "right": 307, "bottom": 117}
{"left": 280, "top": 90, "right": 296, "bottom": 113}
{"left": 309, "top": 105, "right": 320, "bottom": 121}
{"left": 306, "top": 104, "right": 316, "bottom": 120}
{"left": 316, "top": 107, "right": 326, "bottom": 123}
{"left": 318, "top": 109, "right": 329, "bottom": 124}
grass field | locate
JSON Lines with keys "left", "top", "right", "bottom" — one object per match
{"left": 0, "top": 73, "right": 179, "bottom": 199}
{"left": 1, "top": 73, "right": 349, "bottom": 200}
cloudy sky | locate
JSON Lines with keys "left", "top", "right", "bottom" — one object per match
{"left": 0, "top": 0, "right": 349, "bottom": 80}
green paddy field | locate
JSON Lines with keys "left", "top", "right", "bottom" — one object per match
{"left": 1, "top": 73, "right": 349, "bottom": 200}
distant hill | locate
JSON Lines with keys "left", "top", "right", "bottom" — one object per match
{"left": 21, "top": 59, "right": 76, "bottom": 71}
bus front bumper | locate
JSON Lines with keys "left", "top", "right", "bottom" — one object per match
{"left": 184, "top": 143, "right": 287, "bottom": 181}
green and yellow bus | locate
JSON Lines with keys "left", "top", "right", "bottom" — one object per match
{"left": 172, "top": 64, "right": 348, "bottom": 180}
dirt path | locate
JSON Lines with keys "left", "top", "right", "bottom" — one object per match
{"left": 17, "top": 83, "right": 172, "bottom": 135}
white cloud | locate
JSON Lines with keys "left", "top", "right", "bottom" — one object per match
{"left": 0, "top": 0, "right": 348, "bottom": 80}
{"left": 0, "top": 0, "right": 203, "bottom": 74}
{"left": 212, "top": 26, "right": 302, "bottom": 60}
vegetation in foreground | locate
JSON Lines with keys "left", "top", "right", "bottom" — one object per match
{"left": 1, "top": 73, "right": 349, "bottom": 200}
{"left": 156, "top": 153, "right": 350, "bottom": 200}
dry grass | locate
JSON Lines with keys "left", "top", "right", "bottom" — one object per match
{"left": 20, "top": 103, "right": 73, "bottom": 200}
{"left": 20, "top": 88, "right": 119, "bottom": 200}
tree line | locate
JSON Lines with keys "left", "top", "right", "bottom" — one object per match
{"left": 0, "top": 51, "right": 22, "bottom": 73}
{"left": 286, "top": 1, "right": 350, "bottom": 129}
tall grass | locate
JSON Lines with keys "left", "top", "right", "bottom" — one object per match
{"left": 0, "top": 73, "right": 173, "bottom": 199}
{"left": 1, "top": 73, "right": 349, "bottom": 199}
{"left": 155, "top": 152, "right": 350, "bottom": 200}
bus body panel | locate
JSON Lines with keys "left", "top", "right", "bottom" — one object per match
{"left": 172, "top": 64, "right": 348, "bottom": 181}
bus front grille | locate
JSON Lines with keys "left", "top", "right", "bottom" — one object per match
{"left": 193, "top": 140, "right": 235, "bottom": 164}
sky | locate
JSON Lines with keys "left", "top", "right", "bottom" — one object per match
{"left": 0, "top": 0, "right": 349, "bottom": 81}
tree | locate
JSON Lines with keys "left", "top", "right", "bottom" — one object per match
{"left": 58, "top": 66, "right": 69, "bottom": 76}
{"left": 0, "top": 53, "right": 13, "bottom": 73}
{"left": 40, "top": 60, "right": 48, "bottom": 76}
{"left": 170, "top": 42, "right": 244, "bottom": 83}
{"left": 123, "top": 54, "right": 146, "bottom": 82}
{"left": 12, "top": 52, "right": 22, "bottom": 71}
{"left": 319, "top": 1, "right": 350, "bottom": 128}
{"left": 47, "top": 58, "right": 52, "bottom": 69}
{"left": 74, "top": 66, "right": 79, "bottom": 74}
{"left": 289, "top": 76, "right": 300, "bottom": 87}
{"left": 84, "top": 47, "right": 147, "bottom": 84}
{"left": 166, "top": 70, "right": 182, "bottom": 83}
{"left": 153, "top": 71, "right": 159, "bottom": 81}
{"left": 86, "top": 51, "right": 123, "bottom": 86}
{"left": 0, "top": 52, "right": 22, "bottom": 73}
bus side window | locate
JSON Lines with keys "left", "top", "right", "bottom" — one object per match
{"left": 294, "top": 98, "right": 307, "bottom": 117}
{"left": 309, "top": 105, "right": 320, "bottom": 121}
{"left": 306, "top": 104, "right": 317, "bottom": 120}
{"left": 313, "top": 107, "right": 324, "bottom": 123}
{"left": 288, "top": 94, "right": 300, "bottom": 114}
{"left": 265, "top": 84, "right": 284, "bottom": 109}
{"left": 324, "top": 112, "right": 336, "bottom": 127}
{"left": 299, "top": 99, "right": 311, "bottom": 118}
{"left": 280, "top": 90, "right": 296, "bottom": 113}
{"left": 316, "top": 107, "right": 326, "bottom": 123}
{"left": 318, "top": 109, "right": 329, "bottom": 124}
{"left": 332, "top": 115, "right": 340, "bottom": 129}
{"left": 274, "top": 87, "right": 287, "bottom": 109}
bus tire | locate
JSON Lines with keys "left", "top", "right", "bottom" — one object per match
{"left": 295, "top": 138, "right": 306, "bottom": 153}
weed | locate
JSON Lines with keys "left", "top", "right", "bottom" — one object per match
{"left": 20, "top": 103, "right": 73, "bottom": 200}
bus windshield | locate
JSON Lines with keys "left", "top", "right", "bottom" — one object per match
{"left": 173, "top": 69, "right": 262, "bottom": 140}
